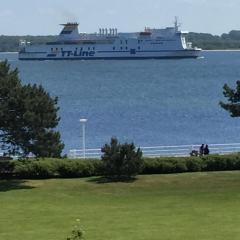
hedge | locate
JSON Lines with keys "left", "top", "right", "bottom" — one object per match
{"left": 141, "top": 154, "right": 240, "bottom": 174}
{"left": 1, "top": 154, "right": 240, "bottom": 179}
{"left": 12, "top": 159, "right": 102, "bottom": 179}
{"left": 56, "top": 159, "right": 103, "bottom": 178}
{"left": 0, "top": 160, "right": 15, "bottom": 178}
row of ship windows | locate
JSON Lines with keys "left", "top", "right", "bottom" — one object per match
{"left": 51, "top": 47, "right": 96, "bottom": 51}
{"left": 50, "top": 41, "right": 144, "bottom": 51}
{"left": 120, "top": 40, "right": 143, "bottom": 44}
{"left": 113, "top": 46, "right": 141, "bottom": 50}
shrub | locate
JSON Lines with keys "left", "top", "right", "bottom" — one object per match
{"left": 142, "top": 154, "right": 240, "bottom": 175}
{"left": 67, "top": 219, "right": 84, "bottom": 240}
{"left": 14, "top": 160, "right": 56, "bottom": 179}
{"left": 13, "top": 158, "right": 102, "bottom": 179}
{"left": 161, "top": 160, "right": 176, "bottom": 173}
{"left": 2, "top": 153, "right": 240, "bottom": 180}
{"left": 0, "top": 160, "right": 15, "bottom": 178}
{"left": 101, "top": 138, "right": 143, "bottom": 179}
{"left": 173, "top": 160, "right": 188, "bottom": 173}
{"left": 186, "top": 158, "right": 203, "bottom": 172}
{"left": 225, "top": 155, "right": 240, "bottom": 169}
{"left": 142, "top": 158, "right": 188, "bottom": 174}
{"left": 142, "top": 158, "right": 162, "bottom": 174}
{"left": 56, "top": 160, "right": 96, "bottom": 178}
{"left": 202, "top": 155, "right": 228, "bottom": 171}
{"left": 90, "top": 160, "right": 105, "bottom": 176}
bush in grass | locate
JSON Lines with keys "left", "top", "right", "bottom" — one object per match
{"left": 101, "top": 138, "right": 143, "bottom": 180}
{"left": 67, "top": 219, "right": 84, "bottom": 240}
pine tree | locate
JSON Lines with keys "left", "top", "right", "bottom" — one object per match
{"left": 101, "top": 138, "right": 143, "bottom": 180}
{"left": 220, "top": 81, "right": 240, "bottom": 117}
{"left": 0, "top": 60, "right": 64, "bottom": 157}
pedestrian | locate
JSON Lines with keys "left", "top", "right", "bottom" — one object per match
{"left": 204, "top": 144, "right": 210, "bottom": 155}
{"left": 199, "top": 144, "right": 204, "bottom": 156}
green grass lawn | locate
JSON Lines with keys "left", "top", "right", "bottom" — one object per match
{"left": 1, "top": 172, "right": 240, "bottom": 240}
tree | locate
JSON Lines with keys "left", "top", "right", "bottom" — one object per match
{"left": 101, "top": 137, "right": 143, "bottom": 180}
{"left": 0, "top": 60, "right": 64, "bottom": 157}
{"left": 220, "top": 81, "right": 240, "bottom": 117}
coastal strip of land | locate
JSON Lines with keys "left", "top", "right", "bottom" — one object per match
{"left": 1, "top": 30, "right": 240, "bottom": 52}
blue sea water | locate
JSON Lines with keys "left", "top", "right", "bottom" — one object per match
{"left": 1, "top": 51, "right": 240, "bottom": 153}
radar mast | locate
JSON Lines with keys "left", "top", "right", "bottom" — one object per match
{"left": 174, "top": 16, "right": 181, "bottom": 32}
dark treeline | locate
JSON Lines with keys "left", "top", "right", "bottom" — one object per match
{"left": 1, "top": 30, "right": 240, "bottom": 52}
{"left": 0, "top": 35, "right": 56, "bottom": 52}
{"left": 187, "top": 30, "right": 240, "bottom": 50}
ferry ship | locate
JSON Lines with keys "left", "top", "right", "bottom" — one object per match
{"left": 19, "top": 19, "right": 201, "bottom": 60}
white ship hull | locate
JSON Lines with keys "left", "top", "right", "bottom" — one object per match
{"left": 19, "top": 21, "right": 201, "bottom": 60}
{"left": 19, "top": 49, "right": 201, "bottom": 60}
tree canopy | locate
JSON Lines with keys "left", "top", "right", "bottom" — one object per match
{"left": 220, "top": 81, "right": 240, "bottom": 117}
{"left": 101, "top": 137, "right": 143, "bottom": 180}
{"left": 0, "top": 60, "right": 64, "bottom": 157}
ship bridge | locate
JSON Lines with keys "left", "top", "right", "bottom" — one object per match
{"left": 58, "top": 23, "right": 80, "bottom": 41}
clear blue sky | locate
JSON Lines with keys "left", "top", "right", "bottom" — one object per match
{"left": 0, "top": 0, "right": 239, "bottom": 35}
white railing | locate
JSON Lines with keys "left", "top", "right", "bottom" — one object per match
{"left": 69, "top": 148, "right": 101, "bottom": 159}
{"left": 68, "top": 143, "right": 240, "bottom": 159}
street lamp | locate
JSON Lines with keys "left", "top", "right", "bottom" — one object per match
{"left": 80, "top": 118, "right": 88, "bottom": 159}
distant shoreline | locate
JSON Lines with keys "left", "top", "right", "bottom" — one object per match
{"left": 1, "top": 31, "right": 240, "bottom": 52}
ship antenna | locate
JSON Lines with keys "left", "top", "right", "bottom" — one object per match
{"left": 174, "top": 16, "right": 181, "bottom": 31}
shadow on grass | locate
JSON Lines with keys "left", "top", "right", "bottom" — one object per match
{"left": 87, "top": 176, "right": 137, "bottom": 184}
{"left": 0, "top": 180, "right": 35, "bottom": 192}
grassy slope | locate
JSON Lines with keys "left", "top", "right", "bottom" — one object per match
{"left": 1, "top": 172, "right": 240, "bottom": 240}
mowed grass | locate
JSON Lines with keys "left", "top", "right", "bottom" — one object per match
{"left": 1, "top": 172, "right": 240, "bottom": 240}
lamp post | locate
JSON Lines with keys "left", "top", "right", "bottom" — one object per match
{"left": 80, "top": 118, "right": 87, "bottom": 159}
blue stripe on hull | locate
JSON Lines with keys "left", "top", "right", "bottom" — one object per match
{"left": 19, "top": 56, "right": 200, "bottom": 61}
{"left": 97, "top": 50, "right": 201, "bottom": 53}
